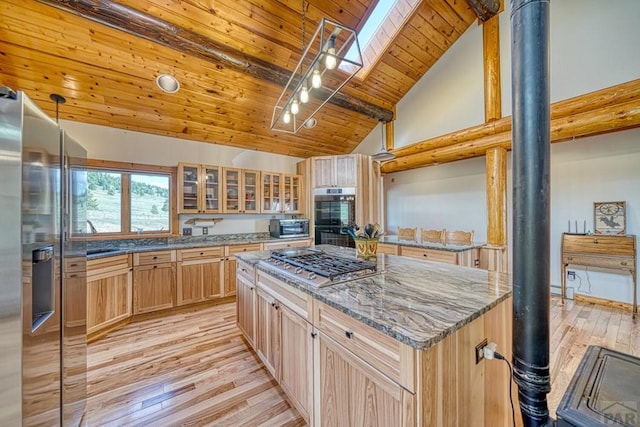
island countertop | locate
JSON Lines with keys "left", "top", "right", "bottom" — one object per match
{"left": 237, "top": 245, "right": 512, "bottom": 350}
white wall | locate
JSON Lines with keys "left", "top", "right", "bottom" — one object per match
{"left": 60, "top": 120, "right": 302, "bottom": 236}
{"left": 355, "top": 0, "right": 640, "bottom": 304}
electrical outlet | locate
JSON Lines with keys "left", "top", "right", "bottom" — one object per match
{"left": 182, "top": 227, "right": 192, "bottom": 236}
{"left": 202, "top": 227, "right": 208, "bottom": 235}
{"left": 567, "top": 270, "right": 576, "bottom": 281}
{"left": 475, "top": 338, "right": 488, "bottom": 364}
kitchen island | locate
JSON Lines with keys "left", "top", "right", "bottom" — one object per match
{"left": 236, "top": 245, "right": 515, "bottom": 426}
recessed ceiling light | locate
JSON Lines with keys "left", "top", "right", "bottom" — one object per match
{"left": 156, "top": 74, "right": 180, "bottom": 93}
{"left": 303, "top": 118, "right": 317, "bottom": 129}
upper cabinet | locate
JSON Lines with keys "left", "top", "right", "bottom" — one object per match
{"left": 223, "top": 168, "right": 260, "bottom": 214}
{"left": 178, "top": 163, "right": 221, "bottom": 214}
{"left": 262, "top": 173, "right": 303, "bottom": 214}
{"left": 313, "top": 155, "right": 357, "bottom": 188}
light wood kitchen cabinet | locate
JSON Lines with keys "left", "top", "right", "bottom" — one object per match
{"left": 133, "top": 250, "right": 176, "bottom": 314}
{"left": 318, "top": 333, "right": 413, "bottom": 427}
{"left": 280, "top": 304, "right": 314, "bottom": 422}
{"left": 313, "top": 155, "right": 357, "bottom": 188}
{"left": 377, "top": 243, "right": 399, "bottom": 255}
{"left": 224, "top": 243, "right": 262, "bottom": 297}
{"left": 176, "top": 247, "right": 224, "bottom": 306}
{"left": 262, "top": 173, "right": 303, "bottom": 214}
{"left": 87, "top": 254, "right": 132, "bottom": 335}
{"left": 236, "top": 260, "right": 256, "bottom": 346}
{"left": 282, "top": 174, "right": 302, "bottom": 213}
{"left": 400, "top": 246, "right": 480, "bottom": 268}
{"left": 262, "top": 239, "right": 311, "bottom": 251}
{"left": 261, "top": 172, "right": 282, "bottom": 213}
{"left": 177, "top": 162, "right": 221, "bottom": 214}
{"left": 222, "top": 168, "right": 260, "bottom": 213}
{"left": 256, "top": 288, "right": 280, "bottom": 379}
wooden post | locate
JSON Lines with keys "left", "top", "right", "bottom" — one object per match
{"left": 385, "top": 121, "right": 395, "bottom": 152}
{"left": 483, "top": 14, "right": 501, "bottom": 122}
{"left": 486, "top": 147, "right": 507, "bottom": 246}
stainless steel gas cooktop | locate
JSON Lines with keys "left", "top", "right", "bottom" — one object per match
{"left": 259, "top": 248, "right": 378, "bottom": 287}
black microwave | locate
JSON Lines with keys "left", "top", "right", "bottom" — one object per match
{"left": 269, "top": 219, "right": 310, "bottom": 239}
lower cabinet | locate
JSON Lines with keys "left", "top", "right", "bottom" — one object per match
{"left": 177, "top": 248, "right": 224, "bottom": 306}
{"left": 225, "top": 244, "right": 262, "bottom": 297}
{"left": 256, "top": 289, "right": 281, "bottom": 379}
{"left": 87, "top": 255, "right": 133, "bottom": 335}
{"left": 262, "top": 239, "right": 312, "bottom": 251}
{"left": 244, "top": 270, "right": 416, "bottom": 426}
{"left": 236, "top": 274, "right": 256, "bottom": 346}
{"left": 318, "top": 333, "right": 411, "bottom": 427}
{"left": 133, "top": 262, "right": 176, "bottom": 314}
{"left": 280, "top": 305, "right": 314, "bottom": 422}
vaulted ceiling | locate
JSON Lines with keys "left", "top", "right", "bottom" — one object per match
{"left": 0, "top": 0, "right": 483, "bottom": 158}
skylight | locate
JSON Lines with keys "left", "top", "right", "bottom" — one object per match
{"left": 341, "top": 0, "right": 421, "bottom": 80}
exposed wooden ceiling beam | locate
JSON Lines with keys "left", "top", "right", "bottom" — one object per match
{"left": 36, "top": 0, "right": 394, "bottom": 123}
{"left": 466, "top": 0, "right": 500, "bottom": 22}
{"left": 381, "top": 79, "right": 640, "bottom": 172}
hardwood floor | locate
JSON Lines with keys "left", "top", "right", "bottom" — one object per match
{"left": 86, "top": 297, "right": 639, "bottom": 426}
{"left": 85, "top": 304, "right": 305, "bottom": 427}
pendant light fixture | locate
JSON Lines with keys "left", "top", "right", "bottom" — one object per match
{"left": 372, "top": 121, "right": 395, "bottom": 161}
{"left": 270, "top": 1, "right": 363, "bottom": 133}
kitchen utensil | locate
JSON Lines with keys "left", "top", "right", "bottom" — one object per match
{"left": 372, "top": 223, "right": 381, "bottom": 238}
{"left": 364, "top": 224, "right": 374, "bottom": 238}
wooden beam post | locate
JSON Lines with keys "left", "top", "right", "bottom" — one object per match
{"left": 486, "top": 147, "right": 507, "bottom": 246}
{"left": 385, "top": 121, "right": 395, "bottom": 152}
{"left": 483, "top": 15, "right": 502, "bottom": 122}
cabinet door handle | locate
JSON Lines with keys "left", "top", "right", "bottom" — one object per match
{"left": 153, "top": 265, "right": 157, "bottom": 269}
{"left": 70, "top": 274, "right": 77, "bottom": 278}
{"left": 70, "top": 263, "right": 78, "bottom": 267}
{"left": 153, "top": 256, "right": 158, "bottom": 259}
{"left": 593, "top": 239, "right": 599, "bottom": 244}
{"left": 200, "top": 252, "right": 204, "bottom": 255}
{"left": 621, "top": 261, "right": 628, "bottom": 266}
{"left": 567, "top": 256, "right": 573, "bottom": 261}
{"left": 271, "top": 302, "right": 275, "bottom": 307}
{"left": 311, "top": 332, "right": 317, "bottom": 339}
{"left": 130, "top": 268, "right": 133, "bottom": 272}
{"left": 423, "top": 253, "right": 427, "bottom": 257}
{"left": 345, "top": 331, "right": 353, "bottom": 339}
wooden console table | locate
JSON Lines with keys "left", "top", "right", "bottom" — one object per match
{"left": 561, "top": 233, "right": 637, "bottom": 317}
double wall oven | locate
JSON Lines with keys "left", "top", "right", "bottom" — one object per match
{"left": 314, "top": 187, "right": 356, "bottom": 248}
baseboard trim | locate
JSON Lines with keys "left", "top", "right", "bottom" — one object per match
{"left": 574, "top": 293, "right": 633, "bottom": 312}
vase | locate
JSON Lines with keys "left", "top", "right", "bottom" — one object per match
{"left": 354, "top": 237, "right": 379, "bottom": 258}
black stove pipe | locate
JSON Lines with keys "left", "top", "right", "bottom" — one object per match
{"left": 510, "top": 0, "right": 553, "bottom": 426}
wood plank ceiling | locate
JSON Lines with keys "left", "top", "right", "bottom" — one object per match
{"left": 0, "top": 0, "right": 479, "bottom": 158}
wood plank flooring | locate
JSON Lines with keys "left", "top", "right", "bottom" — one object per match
{"left": 86, "top": 297, "right": 640, "bottom": 426}
{"left": 85, "top": 304, "right": 305, "bottom": 426}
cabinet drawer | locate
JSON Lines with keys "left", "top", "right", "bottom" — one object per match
{"left": 563, "top": 235, "right": 635, "bottom": 256}
{"left": 400, "top": 247, "right": 457, "bottom": 264}
{"left": 377, "top": 243, "right": 398, "bottom": 255}
{"left": 134, "top": 250, "right": 175, "bottom": 266}
{"left": 564, "top": 254, "right": 635, "bottom": 270}
{"left": 315, "top": 302, "right": 407, "bottom": 389}
{"left": 237, "top": 259, "right": 255, "bottom": 283}
{"left": 177, "top": 247, "right": 224, "bottom": 261}
{"left": 88, "top": 254, "right": 131, "bottom": 277}
{"left": 263, "top": 240, "right": 311, "bottom": 250}
{"left": 65, "top": 257, "right": 87, "bottom": 273}
{"left": 227, "top": 244, "right": 263, "bottom": 256}
{"left": 257, "top": 271, "right": 311, "bottom": 322}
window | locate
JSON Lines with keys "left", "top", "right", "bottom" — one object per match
{"left": 77, "top": 165, "right": 173, "bottom": 236}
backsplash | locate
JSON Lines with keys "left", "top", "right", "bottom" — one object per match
{"left": 88, "top": 232, "right": 271, "bottom": 250}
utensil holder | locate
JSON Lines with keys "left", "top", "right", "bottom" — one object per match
{"left": 354, "top": 237, "right": 379, "bottom": 258}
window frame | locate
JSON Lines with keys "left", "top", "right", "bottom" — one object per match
{"left": 79, "top": 159, "right": 177, "bottom": 239}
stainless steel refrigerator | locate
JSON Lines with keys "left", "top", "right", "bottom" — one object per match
{"left": 0, "top": 87, "right": 87, "bottom": 426}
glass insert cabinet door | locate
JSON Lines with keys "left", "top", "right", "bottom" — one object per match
{"left": 283, "top": 175, "right": 301, "bottom": 213}
{"left": 203, "top": 166, "right": 220, "bottom": 213}
{"left": 223, "top": 168, "right": 240, "bottom": 213}
{"left": 242, "top": 170, "right": 259, "bottom": 213}
{"left": 261, "top": 172, "right": 281, "bottom": 213}
{"left": 180, "top": 164, "right": 200, "bottom": 213}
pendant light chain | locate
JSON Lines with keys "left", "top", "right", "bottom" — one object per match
{"left": 301, "top": 0, "right": 306, "bottom": 51}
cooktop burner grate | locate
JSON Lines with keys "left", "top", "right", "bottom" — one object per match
{"left": 270, "top": 249, "right": 376, "bottom": 280}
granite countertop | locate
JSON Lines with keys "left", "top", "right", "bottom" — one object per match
{"left": 379, "top": 235, "right": 486, "bottom": 251}
{"left": 86, "top": 235, "right": 310, "bottom": 260}
{"left": 239, "top": 244, "right": 512, "bottom": 351}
